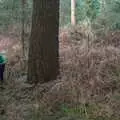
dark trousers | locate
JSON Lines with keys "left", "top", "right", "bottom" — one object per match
{"left": 0, "top": 64, "right": 5, "bottom": 82}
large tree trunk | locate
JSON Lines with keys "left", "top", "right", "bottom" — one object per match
{"left": 28, "top": 0, "right": 60, "bottom": 83}
{"left": 71, "top": 0, "right": 76, "bottom": 25}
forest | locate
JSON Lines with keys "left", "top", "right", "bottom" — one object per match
{"left": 0, "top": 0, "right": 120, "bottom": 120}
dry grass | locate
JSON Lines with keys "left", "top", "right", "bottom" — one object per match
{"left": 0, "top": 26, "right": 120, "bottom": 120}
{"left": 38, "top": 27, "right": 120, "bottom": 119}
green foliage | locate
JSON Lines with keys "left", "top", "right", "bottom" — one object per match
{"left": 60, "top": 0, "right": 120, "bottom": 31}
{"left": 0, "top": 0, "right": 32, "bottom": 31}
{"left": 60, "top": 0, "right": 101, "bottom": 26}
{"left": 96, "top": 0, "right": 120, "bottom": 31}
{"left": 59, "top": 0, "right": 71, "bottom": 26}
{"left": 85, "top": 0, "right": 100, "bottom": 20}
{"left": 76, "top": 0, "right": 87, "bottom": 22}
{"left": 0, "top": 0, "right": 119, "bottom": 31}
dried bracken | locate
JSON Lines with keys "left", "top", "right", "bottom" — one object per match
{"left": 40, "top": 28, "right": 120, "bottom": 118}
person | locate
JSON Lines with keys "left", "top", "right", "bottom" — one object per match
{"left": 0, "top": 54, "right": 7, "bottom": 83}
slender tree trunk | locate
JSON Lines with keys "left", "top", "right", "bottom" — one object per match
{"left": 28, "top": 0, "right": 60, "bottom": 84}
{"left": 21, "top": 0, "right": 26, "bottom": 58}
{"left": 71, "top": 0, "right": 76, "bottom": 25}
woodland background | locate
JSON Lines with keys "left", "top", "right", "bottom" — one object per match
{"left": 0, "top": 0, "right": 120, "bottom": 120}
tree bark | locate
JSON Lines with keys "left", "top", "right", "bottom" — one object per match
{"left": 21, "top": 0, "right": 25, "bottom": 58}
{"left": 28, "top": 0, "right": 60, "bottom": 83}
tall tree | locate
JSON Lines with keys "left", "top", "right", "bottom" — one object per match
{"left": 28, "top": 0, "right": 60, "bottom": 83}
{"left": 21, "top": 0, "right": 25, "bottom": 58}
{"left": 71, "top": 0, "right": 76, "bottom": 25}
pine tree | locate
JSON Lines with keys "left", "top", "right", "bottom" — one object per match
{"left": 28, "top": 0, "right": 60, "bottom": 83}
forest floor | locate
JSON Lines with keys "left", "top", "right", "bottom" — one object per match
{"left": 0, "top": 27, "right": 120, "bottom": 120}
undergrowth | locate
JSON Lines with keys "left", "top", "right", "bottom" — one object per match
{"left": 0, "top": 25, "right": 120, "bottom": 120}
{"left": 24, "top": 26, "right": 120, "bottom": 120}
